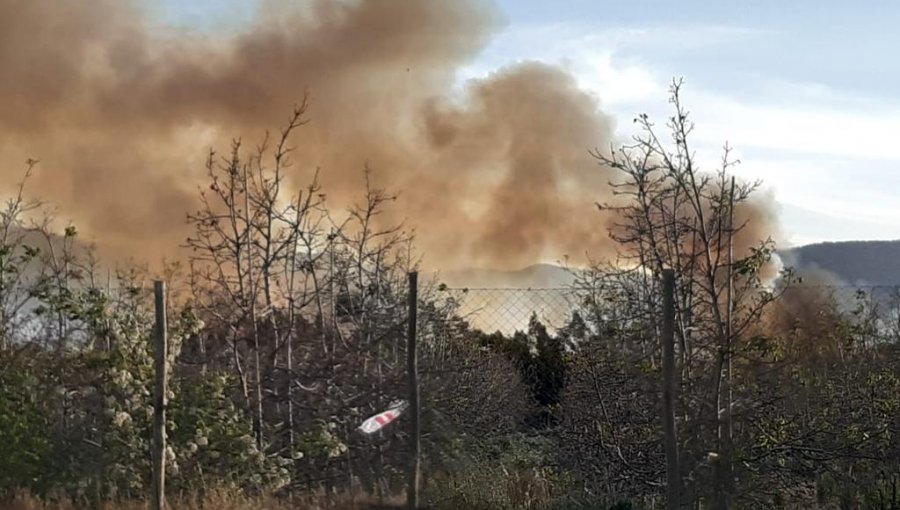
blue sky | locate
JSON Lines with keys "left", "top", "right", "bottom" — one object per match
{"left": 485, "top": 1, "right": 900, "bottom": 246}
{"left": 155, "top": 0, "right": 900, "bottom": 246}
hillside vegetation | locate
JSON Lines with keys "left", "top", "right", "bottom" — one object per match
{"left": 783, "top": 240, "right": 900, "bottom": 286}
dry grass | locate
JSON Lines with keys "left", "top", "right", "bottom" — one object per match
{"left": 2, "top": 490, "right": 407, "bottom": 510}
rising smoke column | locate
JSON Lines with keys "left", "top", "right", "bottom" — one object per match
{"left": 0, "top": 0, "right": 622, "bottom": 269}
{"left": 0, "top": 0, "right": 780, "bottom": 271}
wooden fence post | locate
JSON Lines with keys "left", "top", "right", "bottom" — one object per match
{"left": 406, "top": 272, "right": 420, "bottom": 510}
{"left": 153, "top": 281, "right": 168, "bottom": 510}
{"left": 662, "top": 269, "right": 681, "bottom": 510}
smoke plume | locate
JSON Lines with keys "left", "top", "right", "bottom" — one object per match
{"left": 0, "top": 0, "right": 777, "bottom": 271}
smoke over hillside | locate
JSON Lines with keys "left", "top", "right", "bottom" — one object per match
{"left": 0, "top": 0, "right": 619, "bottom": 269}
{"left": 0, "top": 0, "right": 778, "bottom": 271}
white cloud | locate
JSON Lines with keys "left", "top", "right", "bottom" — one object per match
{"left": 564, "top": 50, "right": 665, "bottom": 106}
{"left": 688, "top": 92, "right": 900, "bottom": 163}
{"left": 468, "top": 20, "right": 900, "bottom": 245}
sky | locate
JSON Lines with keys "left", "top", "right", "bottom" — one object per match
{"left": 154, "top": 0, "right": 900, "bottom": 247}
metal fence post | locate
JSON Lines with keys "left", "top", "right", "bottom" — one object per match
{"left": 661, "top": 269, "right": 681, "bottom": 509}
{"left": 153, "top": 281, "right": 168, "bottom": 510}
{"left": 407, "top": 271, "right": 420, "bottom": 510}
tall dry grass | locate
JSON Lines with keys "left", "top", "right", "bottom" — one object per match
{"left": 2, "top": 490, "right": 406, "bottom": 510}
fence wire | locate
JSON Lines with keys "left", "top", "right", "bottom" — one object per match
{"left": 8, "top": 273, "right": 900, "bottom": 503}
{"left": 434, "top": 284, "right": 900, "bottom": 338}
{"left": 436, "top": 287, "right": 581, "bottom": 335}
{"left": 417, "top": 282, "right": 900, "bottom": 505}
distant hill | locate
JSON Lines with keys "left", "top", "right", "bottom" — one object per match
{"left": 435, "top": 240, "right": 900, "bottom": 290}
{"left": 781, "top": 240, "right": 900, "bottom": 287}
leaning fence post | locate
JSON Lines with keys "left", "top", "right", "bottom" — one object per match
{"left": 661, "top": 269, "right": 681, "bottom": 509}
{"left": 406, "top": 271, "right": 420, "bottom": 510}
{"left": 152, "top": 281, "right": 168, "bottom": 510}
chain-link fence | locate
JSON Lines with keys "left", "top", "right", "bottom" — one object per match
{"left": 434, "top": 283, "right": 900, "bottom": 338}
{"left": 8, "top": 272, "right": 900, "bottom": 506}
{"left": 436, "top": 287, "right": 580, "bottom": 335}
{"left": 414, "top": 281, "right": 900, "bottom": 507}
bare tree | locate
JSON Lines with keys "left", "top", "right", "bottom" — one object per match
{"left": 186, "top": 99, "right": 315, "bottom": 448}
{"left": 589, "top": 79, "right": 791, "bottom": 507}
{"left": 0, "top": 161, "right": 43, "bottom": 347}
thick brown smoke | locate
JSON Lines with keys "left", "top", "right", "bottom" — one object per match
{"left": 0, "top": 0, "right": 776, "bottom": 272}
{"left": 0, "top": 0, "right": 620, "bottom": 270}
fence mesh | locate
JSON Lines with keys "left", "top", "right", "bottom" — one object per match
{"left": 9, "top": 274, "right": 900, "bottom": 505}
{"left": 436, "top": 287, "right": 580, "bottom": 335}
{"left": 434, "top": 284, "right": 900, "bottom": 338}
{"left": 415, "top": 282, "right": 900, "bottom": 506}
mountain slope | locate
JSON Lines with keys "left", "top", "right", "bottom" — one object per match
{"left": 781, "top": 240, "right": 900, "bottom": 286}
{"left": 435, "top": 239, "right": 900, "bottom": 290}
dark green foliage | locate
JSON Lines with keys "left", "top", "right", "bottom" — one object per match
{"left": 473, "top": 313, "right": 570, "bottom": 418}
{"left": 529, "top": 314, "right": 566, "bottom": 408}
{"left": 0, "top": 350, "right": 52, "bottom": 496}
